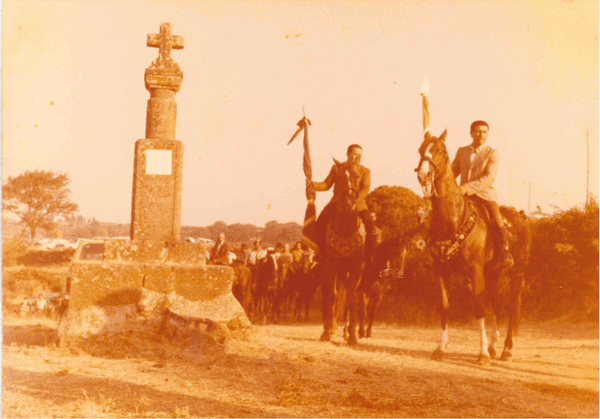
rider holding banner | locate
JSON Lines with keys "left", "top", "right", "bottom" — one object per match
{"left": 451, "top": 121, "right": 514, "bottom": 269}
{"left": 308, "top": 144, "right": 377, "bottom": 270}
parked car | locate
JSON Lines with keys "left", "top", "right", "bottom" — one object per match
{"left": 33, "top": 238, "right": 53, "bottom": 249}
{"left": 186, "top": 237, "right": 215, "bottom": 246}
{"left": 51, "top": 238, "right": 71, "bottom": 249}
{"left": 34, "top": 238, "right": 71, "bottom": 250}
{"left": 67, "top": 238, "right": 87, "bottom": 249}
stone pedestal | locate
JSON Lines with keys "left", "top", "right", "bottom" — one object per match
{"left": 57, "top": 239, "right": 252, "bottom": 347}
{"left": 131, "top": 138, "right": 183, "bottom": 241}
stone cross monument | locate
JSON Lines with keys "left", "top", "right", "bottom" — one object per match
{"left": 131, "top": 22, "right": 185, "bottom": 242}
{"left": 57, "top": 23, "right": 252, "bottom": 348}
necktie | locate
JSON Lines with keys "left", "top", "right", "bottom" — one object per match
{"left": 470, "top": 147, "right": 479, "bottom": 164}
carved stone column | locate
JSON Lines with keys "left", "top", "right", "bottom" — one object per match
{"left": 131, "top": 22, "right": 184, "bottom": 242}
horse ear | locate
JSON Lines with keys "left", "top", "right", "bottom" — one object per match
{"left": 439, "top": 129, "right": 448, "bottom": 142}
{"left": 332, "top": 157, "right": 342, "bottom": 166}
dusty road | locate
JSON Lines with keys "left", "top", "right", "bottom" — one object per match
{"left": 2, "top": 316, "right": 598, "bottom": 418}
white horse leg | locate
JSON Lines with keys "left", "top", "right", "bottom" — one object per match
{"left": 477, "top": 318, "right": 490, "bottom": 365}
{"left": 432, "top": 325, "right": 449, "bottom": 360}
{"left": 488, "top": 314, "right": 500, "bottom": 359}
{"left": 439, "top": 326, "right": 449, "bottom": 352}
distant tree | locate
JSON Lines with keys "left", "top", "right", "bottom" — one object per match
{"left": 207, "top": 221, "right": 228, "bottom": 238}
{"left": 227, "top": 223, "right": 256, "bottom": 244}
{"left": 2, "top": 170, "right": 78, "bottom": 242}
{"left": 274, "top": 222, "right": 302, "bottom": 245}
{"left": 367, "top": 185, "right": 425, "bottom": 240}
{"left": 263, "top": 220, "right": 281, "bottom": 244}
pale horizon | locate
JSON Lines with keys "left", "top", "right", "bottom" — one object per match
{"left": 3, "top": 0, "right": 598, "bottom": 228}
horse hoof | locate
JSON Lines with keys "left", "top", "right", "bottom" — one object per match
{"left": 431, "top": 349, "right": 444, "bottom": 361}
{"left": 500, "top": 349, "right": 512, "bottom": 361}
{"left": 347, "top": 336, "right": 358, "bottom": 346}
{"left": 320, "top": 332, "right": 331, "bottom": 342}
{"left": 358, "top": 329, "right": 365, "bottom": 339}
{"left": 477, "top": 354, "right": 491, "bottom": 366}
{"left": 488, "top": 346, "right": 497, "bottom": 359}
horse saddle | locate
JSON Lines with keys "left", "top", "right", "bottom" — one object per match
{"left": 468, "top": 198, "right": 518, "bottom": 245}
{"left": 325, "top": 222, "right": 366, "bottom": 258}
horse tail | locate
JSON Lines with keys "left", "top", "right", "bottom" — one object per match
{"left": 508, "top": 272, "right": 524, "bottom": 336}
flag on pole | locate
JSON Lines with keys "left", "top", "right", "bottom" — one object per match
{"left": 288, "top": 115, "right": 319, "bottom": 253}
{"left": 421, "top": 78, "right": 430, "bottom": 136}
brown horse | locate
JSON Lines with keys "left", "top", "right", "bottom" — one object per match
{"left": 292, "top": 252, "right": 322, "bottom": 321}
{"left": 231, "top": 261, "right": 253, "bottom": 316}
{"left": 416, "top": 130, "right": 531, "bottom": 364}
{"left": 253, "top": 251, "right": 281, "bottom": 323}
{"left": 319, "top": 162, "right": 366, "bottom": 346}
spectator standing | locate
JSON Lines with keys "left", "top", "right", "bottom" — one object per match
{"left": 210, "top": 233, "right": 231, "bottom": 266}
{"left": 291, "top": 242, "right": 305, "bottom": 274}
{"left": 19, "top": 299, "right": 30, "bottom": 318}
{"left": 35, "top": 294, "right": 47, "bottom": 317}
{"left": 247, "top": 240, "right": 266, "bottom": 267}
{"left": 236, "top": 243, "right": 250, "bottom": 266}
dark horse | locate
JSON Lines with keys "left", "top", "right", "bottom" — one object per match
{"left": 319, "top": 161, "right": 366, "bottom": 346}
{"left": 357, "top": 236, "right": 407, "bottom": 339}
{"left": 416, "top": 130, "right": 531, "bottom": 364}
{"left": 293, "top": 252, "right": 321, "bottom": 322}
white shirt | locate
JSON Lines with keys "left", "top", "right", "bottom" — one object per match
{"left": 470, "top": 144, "right": 484, "bottom": 165}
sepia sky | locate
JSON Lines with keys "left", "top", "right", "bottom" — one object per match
{"left": 3, "top": 0, "right": 598, "bottom": 228}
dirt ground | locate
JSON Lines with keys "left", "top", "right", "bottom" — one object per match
{"left": 2, "top": 314, "right": 598, "bottom": 418}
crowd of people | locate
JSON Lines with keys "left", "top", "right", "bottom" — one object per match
{"left": 19, "top": 293, "right": 62, "bottom": 319}
{"left": 206, "top": 233, "right": 315, "bottom": 274}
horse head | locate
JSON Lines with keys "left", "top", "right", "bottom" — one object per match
{"left": 416, "top": 130, "right": 450, "bottom": 198}
{"left": 333, "top": 158, "right": 359, "bottom": 213}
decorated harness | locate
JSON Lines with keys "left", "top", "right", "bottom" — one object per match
{"left": 326, "top": 222, "right": 366, "bottom": 257}
{"left": 430, "top": 201, "right": 478, "bottom": 262}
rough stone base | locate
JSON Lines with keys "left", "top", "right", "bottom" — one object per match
{"left": 57, "top": 239, "right": 253, "bottom": 347}
{"left": 57, "top": 292, "right": 252, "bottom": 348}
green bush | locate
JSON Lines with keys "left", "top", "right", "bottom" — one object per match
{"left": 2, "top": 237, "right": 29, "bottom": 267}
{"left": 525, "top": 199, "right": 599, "bottom": 320}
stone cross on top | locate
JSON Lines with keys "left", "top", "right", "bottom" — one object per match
{"left": 147, "top": 22, "right": 184, "bottom": 62}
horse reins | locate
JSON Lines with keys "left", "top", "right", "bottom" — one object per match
{"left": 416, "top": 152, "right": 463, "bottom": 199}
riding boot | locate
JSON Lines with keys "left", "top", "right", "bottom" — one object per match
{"left": 363, "top": 232, "right": 377, "bottom": 278}
{"left": 498, "top": 225, "right": 514, "bottom": 269}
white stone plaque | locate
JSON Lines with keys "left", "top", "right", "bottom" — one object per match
{"left": 145, "top": 149, "right": 172, "bottom": 175}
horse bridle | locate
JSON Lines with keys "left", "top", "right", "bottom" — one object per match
{"left": 415, "top": 153, "right": 439, "bottom": 197}
{"left": 415, "top": 154, "right": 439, "bottom": 175}
{"left": 415, "top": 149, "right": 462, "bottom": 199}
